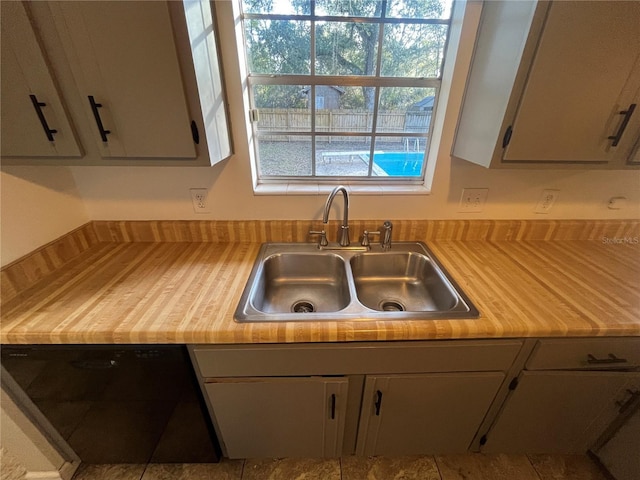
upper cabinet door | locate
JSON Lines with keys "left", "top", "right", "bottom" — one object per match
{"left": 453, "top": 0, "right": 640, "bottom": 169}
{"left": 503, "top": 1, "right": 640, "bottom": 164}
{"left": 0, "top": 2, "right": 82, "bottom": 158}
{"left": 182, "top": 0, "right": 232, "bottom": 165}
{"left": 49, "top": 1, "right": 196, "bottom": 159}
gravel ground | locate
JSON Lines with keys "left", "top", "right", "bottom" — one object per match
{"left": 258, "top": 140, "right": 424, "bottom": 177}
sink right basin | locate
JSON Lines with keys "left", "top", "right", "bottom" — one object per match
{"left": 350, "top": 252, "right": 458, "bottom": 312}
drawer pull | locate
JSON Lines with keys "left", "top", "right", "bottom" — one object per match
{"left": 586, "top": 353, "right": 628, "bottom": 365}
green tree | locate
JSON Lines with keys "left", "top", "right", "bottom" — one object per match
{"left": 243, "top": 0, "right": 449, "bottom": 110}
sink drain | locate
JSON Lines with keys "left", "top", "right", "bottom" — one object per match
{"left": 380, "top": 300, "right": 405, "bottom": 312}
{"left": 292, "top": 300, "right": 315, "bottom": 313}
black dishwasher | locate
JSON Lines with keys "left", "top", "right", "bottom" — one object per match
{"left": 1, "top": 345, "right": 219, "bottom": 464}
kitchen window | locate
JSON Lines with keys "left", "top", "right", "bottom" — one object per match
{"left": 240, "top": 0, "right": 454, "bottom": 186}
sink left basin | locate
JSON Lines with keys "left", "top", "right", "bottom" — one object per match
{"left": 236, "top": 244, "right": 351, "bottom": 321}
{"left": 252, "top": 253, "right": 351, "bottom": 314}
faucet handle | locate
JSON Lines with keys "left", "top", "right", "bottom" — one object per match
{"left": 361, "top": 230, "right": 380, "bottom": 247}
{"left": 309, "top": 230, "right": 328, "bottom": 247}
{"left": 381, "top": 221, "right": 393, "bottom": 250}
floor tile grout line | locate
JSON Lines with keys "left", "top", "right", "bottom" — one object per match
{"left": 525, "top": 454, "right": 545, "bottom": 480}
{"left": 433, "top": 455, "right": 445, "bottom": 480}
{"left": 239, "top": 458, "right": 246, "bottom": 480}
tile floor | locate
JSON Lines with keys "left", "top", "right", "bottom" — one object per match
{"left": 71, "top": 454, "right": 609, "bottom": 480}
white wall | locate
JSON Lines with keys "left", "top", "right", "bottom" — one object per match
{"left": 0, "top": 167, "right": 89, "bottom": 266}
{"left": 0, "top": 389, "right": 66, "bottom": 478}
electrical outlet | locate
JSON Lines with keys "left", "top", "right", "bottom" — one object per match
{"left": 534, "top": 189, "right": 559, "bottom": 214}
{"left": 190, "top": 188, "right": 210, "bottom": 213}
{"left": 459, "top": 188, "right": 489, "bottom": 213}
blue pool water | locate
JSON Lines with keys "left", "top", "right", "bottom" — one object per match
{"left": 370, "top": 152, "right": 424, "bottom": 176}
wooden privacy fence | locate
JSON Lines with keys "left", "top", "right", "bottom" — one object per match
{"left": 256, "top": 109, "right": 431, "bottom": 143}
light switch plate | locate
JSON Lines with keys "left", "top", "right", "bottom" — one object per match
{"left": 534, "top": 189, "right": 559, "bottom": 214}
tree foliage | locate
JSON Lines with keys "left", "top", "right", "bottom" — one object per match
{"left": 243, "top": 0, "right": 450, "bottom": 110}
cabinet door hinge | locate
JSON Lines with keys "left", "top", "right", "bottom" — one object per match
{"left": 502, "top": 125, "right": 513, "bottom": 148}
{"left": 249, "top": 109, "right": 260, "bottom": 122}
{"left": 191, "top": 121, "right": 200, "bottom": 144}
{"left": 508, "top": 377, "right": 519, "bottom": 391}
{"left": 479, "top": 434, "right": 488, "bottom": 446}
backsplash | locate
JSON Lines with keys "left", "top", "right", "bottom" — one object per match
{"left": 91, "top": 219, "right": 640, "bottom": 243}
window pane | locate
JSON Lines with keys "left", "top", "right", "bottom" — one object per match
{"left": 316, "top": 86, "right": 376, "bottom": 132}
{"left": 386, "top": 0, "right": 453, "bottom": 19}
{"left": 316, "top": 136, "right": 372, "bottom": 176}
{"left": 381, "top": 24, "right": 447, "bottom": 77}
{"left": 371, "top": 151, "right": 425, "bottom": 177}
{"left": 257, "top": 135, "right": 312, "bottom": 176}
{"left": 377, "top": 87, "right": 435, "bottom": 134}
{"left": 371, "top": 137, "right": 425, "bottom": 177}
{"left": 242, "top": 0, "right": 310, "bottom": 15}
{"left": 253, "top": 85, "right": 311, "bottom": 133}
{"left": 315, "top": 22, "right": 379, "bottom": 76}
{"left": 315, "top": 0, "right": 383, "bottom": 17}
{"left": 245, "top": 20, "right": 311, "bottom": 74}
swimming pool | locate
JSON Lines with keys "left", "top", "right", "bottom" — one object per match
{"left": 368, "top": 152, "right": 424, "bottom": 176}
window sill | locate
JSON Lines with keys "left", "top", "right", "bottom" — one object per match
{"left": 253, "top": 183, "right": 432, "bottom": 196}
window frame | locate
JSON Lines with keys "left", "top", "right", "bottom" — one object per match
{"left": 239, "top": 0, "right": 456, "bottom": 187}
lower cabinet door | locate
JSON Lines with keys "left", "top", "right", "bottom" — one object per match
{"left": 482, "top": 371, "right": 640, "bottom": 454}
{"left": 356, "top": 373, "right": 505, "bottom": 456}
{"left": 204, "top": 377, "right": 348, "bottom": 458}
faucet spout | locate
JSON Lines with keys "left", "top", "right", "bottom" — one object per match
{"left": 323, "top": 186, "right": 350, "bottom": 246}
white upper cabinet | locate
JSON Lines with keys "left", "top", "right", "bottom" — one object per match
{"left": 453, "top": 1, "right": 640, "bottom": 169}
{"left": 48, "top": 1, "right": 196, "bottom": 159}
{"left": 1, "top": 1, "right": 231, "bottom": 166}
{"left": 0, "top": 2, "right": 82, "bottom": 158}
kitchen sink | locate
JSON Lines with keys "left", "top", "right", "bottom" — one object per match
{"left": 234, "top": 242, "right": 479, "bottom": 322}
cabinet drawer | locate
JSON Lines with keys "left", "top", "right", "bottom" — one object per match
{"left": 190, "top": 340, "right": 523, "bottom": 378}
{"left": 526, "top": 338, "right": 640, "bottom": 371}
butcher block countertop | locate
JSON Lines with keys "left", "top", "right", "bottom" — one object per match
{"left": 1, "top": 220, "right": 639, "bottom": 344}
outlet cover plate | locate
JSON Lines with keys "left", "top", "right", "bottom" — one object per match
{"left": 459, "top": 188, "right": 489, "bottom": 213}
{"left": 190, "top": 188, "right": 211, "bottom": 214}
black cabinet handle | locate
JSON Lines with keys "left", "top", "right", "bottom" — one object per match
{"left": 608, "top": 104, "right": 636, "bottom": 147}
{"left": 29, "top": 95, "right": 57, "bottom": 141}
{"left": 330, "top": 394, "right": 336, "bottom": 420}
{"left": 88, "top": 95, "right": 111, "bottom": 142}
{"left": 374, "top": 390, "right": 383, "bottom": 416}
{"left": 586, "top": 353, "right": 628, "bottom": 365}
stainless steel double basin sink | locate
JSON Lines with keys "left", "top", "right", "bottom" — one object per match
{"left": 235, "top": 242, "right": 479, "bottom": 322}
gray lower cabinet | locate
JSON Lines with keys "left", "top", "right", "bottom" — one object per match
{"left": 357, "top": 373, "right": 505, "bottom": 455}
{"left": 190, "top": 340, "right": 522, "bottom": 459}
{"left": 483, "top": 371, "right": 640, "bottom": 454}
{"left": 481, "top": 338, "right": 640, "bottom": 454}
{"left": 204, "top": 377, "right": 348, "bottom": 458}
